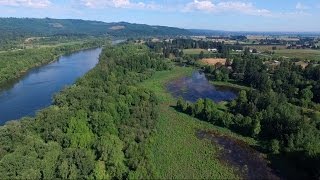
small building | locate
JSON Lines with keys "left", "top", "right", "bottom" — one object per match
{"left": 207, "top": 48, "right": 218, "bottom": 52}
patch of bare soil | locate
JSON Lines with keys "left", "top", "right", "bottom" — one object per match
{"left": 201, "top": 58, "right": 227, "bottom": 65}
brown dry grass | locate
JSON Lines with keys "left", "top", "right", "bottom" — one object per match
{"left": 200, "top": 58, "right": 227, "bottom": 65}
{"left": 295, "top": 61, "right": 309, "bottom": 69}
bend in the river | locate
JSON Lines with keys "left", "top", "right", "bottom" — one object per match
{"left": 0, "top": 48, "right": 102, "bottom": 125}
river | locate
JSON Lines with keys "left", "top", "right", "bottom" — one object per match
{"left": 0, "top": 48, "right": 102, "bottom": 125}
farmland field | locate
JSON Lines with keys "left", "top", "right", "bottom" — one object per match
{"left": 245, "top": 45, "right": 287, "bottom": 51}
{"left": 274, "top": 49, "right": 320, "bottom": 61}
{"left": 184, "top": 48, "right": 210, "bottom": 55}
{"left": 200, "top": 58, "right": 227, "bottom": 65}
{"left": 247, "top": 35, "right": 300, "bottom": 41}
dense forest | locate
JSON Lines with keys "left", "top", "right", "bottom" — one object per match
{"left": 0, "top": 39, "right": 108, "bottom": 86}
{"left": 0, "top": 18, "right": 190, "bottom": 43}
{"left": 204, "top": 53, "right": 320, "bottom": 107}
{"left": 0, "top": 44, "right": 170, "bottom": 179}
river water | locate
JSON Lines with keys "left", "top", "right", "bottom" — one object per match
{"left": 0, "top": 48, "right": 102, "bottom": 125}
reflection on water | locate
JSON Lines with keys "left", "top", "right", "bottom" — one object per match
{"left": 167, "top": 71, "right": 237, "bottom": 102}
{"left": 0, "top": 48, "right": 102, "bottom": 124}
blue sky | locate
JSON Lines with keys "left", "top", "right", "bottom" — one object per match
{"left": 0, "top": 0, "right": 319, "bottom": 32}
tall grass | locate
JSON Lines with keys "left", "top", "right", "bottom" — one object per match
{"left": 139, "top": 66, "right": 255, "bottom": 179}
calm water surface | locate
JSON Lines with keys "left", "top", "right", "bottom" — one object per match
{"left": 167, "top": 71, "right": 237, "bottom": 102}
{"left": 0, "top": 48, "right": 102, "bottom": 124}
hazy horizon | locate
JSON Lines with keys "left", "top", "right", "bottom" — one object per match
{"left": 0, "top": 0, "right": 319, "bottom": 32}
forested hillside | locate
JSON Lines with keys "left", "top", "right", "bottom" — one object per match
{"left": 0, "top": 44, "right": 170, "bottom": 179}
{"left": 0, "top": 18, "right": 190, "bottom": 41}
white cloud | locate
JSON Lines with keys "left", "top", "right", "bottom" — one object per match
{"left": 278, "top": 11, "right": 311, "bottom": 17}
{"left": 296, "top": 2, "right": 309, "bottom": 10}
{"left": 77, "top": 1, "right": 315, "bottom": 18}
{"left": 0, "top": 0, "right": 51, "bottom": 8}
{"left": 184, "top": 0, "right": 271, "bottom": 16}
{"left": 80, "top": 0, "right": 160, "bottom": 10}
{"left": 184, "top": 0, "right": 215, "bottom": 12}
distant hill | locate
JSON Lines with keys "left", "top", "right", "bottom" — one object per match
{"left": 188, "top": 29, "right": 231, "bottom": 36}
{"left": 0, "top": 18, "right": 191, "bottom": 40}
{"left": 189, "top": 29, "right": 320, "bottom": 36}
{"left": 2, "top": 18, "right": 318, "bottom": 43}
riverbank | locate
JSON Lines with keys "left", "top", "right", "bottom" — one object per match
{"left": 0, "top": 48, "right": 102, "bottom": 124}
{"left": 0, "top": 40, "right": 107, "bottom": 87}
{"left": 139, "top": 66, "right": 258, "bottom": 179}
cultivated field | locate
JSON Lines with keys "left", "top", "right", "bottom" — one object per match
{"left": 184, "top": 48, "right": 210, "bottom": 55}
{"left": 274, "top": 49, "right": 320, "bottom": 61}
{"left": 200, "top": 58, "right": 227, "bottom": 65}
{"left": 247, "top": 35, "right": 300, "bottom": 41}
{"left": 246, "top": 45, "right": 287, "bottom": 51}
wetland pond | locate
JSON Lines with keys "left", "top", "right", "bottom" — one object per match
{"left": 197, "top": 130, "right": 280, "bottom": 180}
{"left": 168, "top": 71, "right": 280, "bottom": 179}
{"left": 167, "top": 71, "right": 237, "bottom": 102}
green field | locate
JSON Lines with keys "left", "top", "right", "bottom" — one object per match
{"left": 139, "top": 66, "right": 256, "bottom": 179}
{"left": 274, "top": 49, "right": 320, "bottom": 61}
{"left": 211, "top": 80, "right": 251, "bottom": 91}
{"left": 245, "top": 45, "right": 287, "bottom": 51}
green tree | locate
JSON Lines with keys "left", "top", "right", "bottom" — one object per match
{"left": 90, "top": 112, "right": 117, "bottom": 136}
{"left": 67, "top": 110, "right": 94, "bottom": 148}
{"left": 270, "top": 139, "right": 280, "bottom": 154}
{"left": 194, "top": 98, "right": 205, "bottom": 116}
{"left": 300, "top": 86, "right": 314, "bottom": 107}
{"left": 177, "top": 97, "right": 187, "bottom": 111}
{"left": 251, "top": 118, "right": 261, "bottom": 137}
{"left": 93, "top": 161, "right": 110, "bottom": 180}
{"left": 96, "top": 134, "right": 127, "bottom": 179}
{"left": 199, "top": 51, "right": 204, "bottom": 59}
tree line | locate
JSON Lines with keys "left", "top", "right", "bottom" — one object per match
{"left": 194, "top": 50, "right": 320, "bottom": 110}
{"left": 0, "top": 39, "right": 108, "bottom": 86}
{"left": 0, "top": 44, "right": 170, "bottom": 179}
{"left": 145, "top": 38, "right": 243, "bottom": 59}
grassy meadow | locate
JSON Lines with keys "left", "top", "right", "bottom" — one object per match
{"left": 246, "top": 45, "right": 287, "bottom": 51}
{"left": 274, "top": 49, "right": 320, "bottom": 61}
{"left": 211, "top": 80, "right": 251, "bottom": 91}
{"left": 139, "top": 66, "right": 256, "bottom": 179}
